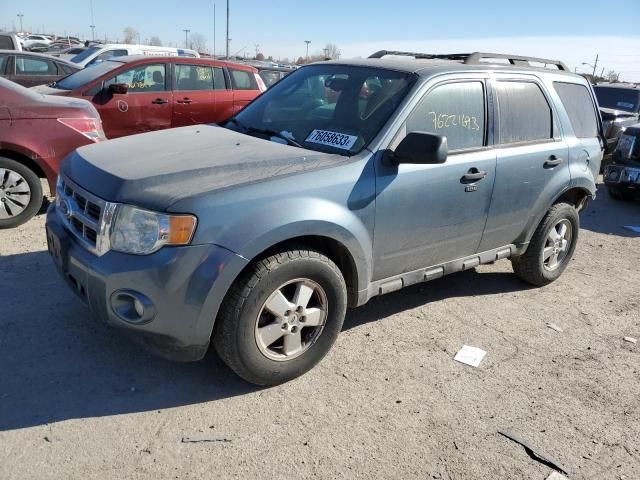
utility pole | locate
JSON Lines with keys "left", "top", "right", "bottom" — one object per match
{"left": 210, "top": 2, "right": 215, "bottom": 56}
{"left": 225, "top": 0, "right": 230, "bottom": 59}
{"left": 323, "top": 47, "right": 329, "bottom": 59}
{"left": 592, "top": 53, "right": 599, "bottom": 77}
{"left": 17, "top": 14, "right": 24, "bottom": 33}
{"left": 89, "top": 0, "right": 95, "bottom": 40}
{"left": 254, "top": 43, "right": 259, "bottom": 58}
{"left": 183, "top": 29, "right": 190, "bottom": 49}
{"left": 305, "top": 40, "right": 311, "bottom": 61}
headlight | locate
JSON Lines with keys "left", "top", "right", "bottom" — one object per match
{"left": 110, "top": 205, "right": 197, "bottom": 255}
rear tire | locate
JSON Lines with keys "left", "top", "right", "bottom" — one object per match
{"left": 0, "top": 157, "right": 43, "bottom": 229}
{"left": 511, "top": 202, "right": 579, "bottom": 287}
{"left": 214, "top": 247, "right": 347, "bottom": 386}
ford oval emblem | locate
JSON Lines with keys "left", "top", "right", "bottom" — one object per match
{"left": 61, "top": 198, "right": 73, "bottom": 219}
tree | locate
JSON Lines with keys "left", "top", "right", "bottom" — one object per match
{"left": 605, "top": 70, "right": 620, "bottom": 83}
{"left": 323, "top": 43, "right": 341, "bottom": 60}
{"left": 296, "top": 56, "right": 305, "bottom": 65}
{"left": 149, "top": 36, "right": 162, "bottom": 46}
{"left": 189, "top": 32, "right": 207, "bottom": 52}
{"left": 122, "top": 26, "right": 138, "bottom": 44}
{"left": 255, "top": 53, "right": 265, "bottom": 61}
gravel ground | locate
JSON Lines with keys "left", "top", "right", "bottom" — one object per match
{"left": 0, "top": 183, "right": 639, "bottom": 480}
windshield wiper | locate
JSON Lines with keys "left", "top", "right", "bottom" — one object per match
{"left": 226, "top": 118, "right": 303, "bottom": 148}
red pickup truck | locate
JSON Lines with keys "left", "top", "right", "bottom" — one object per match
{"left": 33, "top": 56, "right": 265, "bottom": 138}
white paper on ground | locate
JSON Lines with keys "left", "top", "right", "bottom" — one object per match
{"left": 453, "top": 345, "right": 487, "bottom": 367}
{"left": 546, "top": 472, "right": 568, "bottom": 480}
{"left": 623, "top": 225, "right": 640, "bottom": 233}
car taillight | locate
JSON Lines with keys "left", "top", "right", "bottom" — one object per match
{"left": 57, "top": 117, "right": 106, "bottom": 142}
{"left": 255, "top": 74, "right": 267, "bottom": 92}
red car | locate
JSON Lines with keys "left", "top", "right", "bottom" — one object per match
{"left": 0, "top": 77, "right": 105, "bottom": 228}
{"left": 33, "top": 56, "right": 266, "bottom": 138}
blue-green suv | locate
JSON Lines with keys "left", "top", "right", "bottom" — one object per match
{"left": 46, "top": 51, "right": 604, "bottom": 385}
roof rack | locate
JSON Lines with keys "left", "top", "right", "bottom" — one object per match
{"left": 368, "top": 50, "right": 568, "bottom": 71}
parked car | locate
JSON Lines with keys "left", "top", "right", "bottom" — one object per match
{"left": 256, "top": 65, "right": 295, "bottom": 88}
{"left": 46, "top": 51, "right": 603, "bottom": 385}
{"left": 593, "top": 84, "right": 640, "bottom": 161}
{"left": 0, "top": 50, "right": 81, "bottom": 87}
{"left": 32, "top": 56, "right": 265, "bottom": 138}
{"left": 0, "top": 32, "right": 23, "bottom": 51}
{"left": 67, "top": 43, "right": 199, "bottom": 68}
{"left": 603, "top": 123, "right": 640, "bottom": 200}
{"left": 22, "top": 34, "right": 52, "bottom": 49}
{"left": 0, "top": 77, "right": 105, "bottom": 228}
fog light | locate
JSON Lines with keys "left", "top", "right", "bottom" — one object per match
{"left": 110, "top": 289, "right": 156, "bottom": 324}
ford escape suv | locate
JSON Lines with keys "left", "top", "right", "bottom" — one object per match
{"left": 46, "top": 51, "right": 604, "bottom": 385}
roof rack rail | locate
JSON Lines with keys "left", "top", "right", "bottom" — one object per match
{"left": 368, "top": 50, "right": 568, "bottom": 71}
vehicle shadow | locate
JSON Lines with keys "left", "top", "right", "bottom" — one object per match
{"left": 0, "top": 250, "right": 532, "bottom": 432}
{"left": 580, "top": 183, "right": 640, "bottom": 238}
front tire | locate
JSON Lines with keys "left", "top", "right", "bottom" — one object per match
{"left": 511, "top": 202, "right": 579, "bottom": 287}
{"left": 214, "top": 247, "right": 347, "bottom": 386}
{"left": 0, "top": 157, "right": 43, "bottom": 229}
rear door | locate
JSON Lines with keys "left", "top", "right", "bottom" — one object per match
{"left": 99, "top": 62, "right": 173, "bottom": 138}
{"left": 478, "top": 77, "right": 569, "bottom": 251}
{"left": 12, "top": 55, "right": 60, "bottom": 87}
{"left": 172, "top": 63, "right": 214, "bottom": 127}
{"left": 229, "top": 67, "right": 260, "bottom": 114}
{"left": 213, "top": 66, "right": 234, "bottom": 122}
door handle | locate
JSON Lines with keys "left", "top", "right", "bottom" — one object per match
{"left": 177, "top": 98, "right": 192, "bottom": 104}
{"left": 461, "top": 168, "right": 487, "bottom": 183}
{"left": 151, "top": 98, "right": 169, "bottom": 104}
{"left": 544, "top": 155, "right": 564, "bottom": 168}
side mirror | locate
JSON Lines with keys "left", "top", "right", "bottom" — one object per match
{"left": 108, "top": 83, "right": 128, "bottom": 95}
{"left": 392, "top": 132, "right": 448, "bottom": 164}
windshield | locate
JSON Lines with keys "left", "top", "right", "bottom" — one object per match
{"left": 54, "top": 60, "right": 122, "bottom": 90}
{"left": 70, "top": 46, "right": 102, "bottom": 64}
{"left": 594, "top": 87, "right": 640, "bottom": 113}
{"left": 226, "top": 64, "right": 416, "bottom": 155}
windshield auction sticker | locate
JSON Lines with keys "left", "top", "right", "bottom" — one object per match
{"left": 305, "top": 130, "right": 357, "bottom": 150}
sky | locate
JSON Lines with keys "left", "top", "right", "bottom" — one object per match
{"left": 1, "top": 0, "right": 639, "bottom": 81}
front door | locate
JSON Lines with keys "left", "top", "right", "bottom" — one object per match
{"left": 373, "top": 79, "right": 497, "bottom": 280}
{"left": 97, "top": 62, "right": 173, "bottom": 138}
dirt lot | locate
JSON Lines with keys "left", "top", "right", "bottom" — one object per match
{"left": 0, "top": 184, "right": 639, "bottom": 480}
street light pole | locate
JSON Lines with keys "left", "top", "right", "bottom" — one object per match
{"left": 254, "top": 43, "right": 259, "bottom": 58}
{"left": 183, "top": 29, "right": 190, "bottom": 49}
{"left": 89, "top": 0, "right": 95, "bottom": 40}
{"left": 225, "top": 0, "right": 230, "bottom": 59}
{"left": 305, "top": 40, "right": 311, "bottom": 61}
{"left": 17, "top": 14, "right": 24, "bottom": 33}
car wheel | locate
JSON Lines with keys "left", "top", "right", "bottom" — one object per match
{"left": 511, "top": 202, "right": 579, "bottom": 287}
{"left": 0, "top": 157, "right": 43, "bottom": 229}
{"left": 214, "top": 247, "right": 348, "bottom": 386}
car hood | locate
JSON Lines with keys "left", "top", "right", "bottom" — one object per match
{"left": 30, "top": 84, "right": 70, "bottom": 95}
{"left": 599, "top": 107, "right": 638, "bottom": 121}
{"left": 61, "top": 124, "right": 347, "bottom": 211}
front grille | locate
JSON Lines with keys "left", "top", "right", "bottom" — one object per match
{"left": 57, "top": 175, "right": 107, "bottom": 254}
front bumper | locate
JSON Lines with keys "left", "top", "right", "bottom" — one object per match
{"left": 604, "top": 163, "right": 640, "bottom": 190}
{"left": 46, "top": 204, "right": 248, "bottom": 361}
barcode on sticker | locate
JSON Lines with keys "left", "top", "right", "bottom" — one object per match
{"left": 305, "top": 129, "right": 357, "bottom": 150}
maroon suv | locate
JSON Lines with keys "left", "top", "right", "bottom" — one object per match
{"left": 0, "top": 77, "right": 105, "bottom": 228}
{"left": 33, "top": 56, "right": 266, "bottom": 138}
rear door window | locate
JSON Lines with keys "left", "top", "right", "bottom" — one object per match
{"left": 230, "top": 69, "right": 258, "bottom": 90}
{"left": 175, "top": 64, "right": 214, "bottom": 90}
{"left": 0, "top": 55, "right": 8, "bottom": 74}
{"left": 406, "top": 81, "right": 486, "bottom": 151}
{"left": 105, "top": 63, "right": 167, "bottom": 92}
{"left": 213, "top": 67, "right": 227, "bottom": 89}
{"left": 15, "top": 56, "right": 56, "bottom": 75}
{"left": 496, "top": 81, "right": 553, "bottom": 144}
{"left": 553, "top": 82, "right": 599, "bottom": 139}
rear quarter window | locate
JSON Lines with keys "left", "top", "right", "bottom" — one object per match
{"left": 553, "top": 82, "right": 599, "bottom": 139}
{"left": 496, "top": 81, "right": 553, "bottom": 144}
{"left": 230, "top": 69, "right": 258, "bottom": 90}
{"left": 0, "top": 36, "right": 15, "bottom": 50}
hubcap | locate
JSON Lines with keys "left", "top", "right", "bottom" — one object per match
{"left": 0, "top": 168, "right": 31, "bottom": 219}
{"left": 543, "top": 219, "right": 572, "bottom": 271}
{"left": 255, "top": 278, "right": 328, "bottom": 361}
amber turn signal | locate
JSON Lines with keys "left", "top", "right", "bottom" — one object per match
{"left": 167, "top": 215, "right": 197, "bottom": 245}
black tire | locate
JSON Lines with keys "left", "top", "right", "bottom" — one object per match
{"left": 511, "top": 202, "right": 579, "bottom": 287}
{"left": 608, "top": 185, "right": 632, "bottom": 201}
{"left": 0, "top": 157, "right": 43, "bottom": 229}
{"left": 214, "top": 247, "right": 348, "bottom": 386}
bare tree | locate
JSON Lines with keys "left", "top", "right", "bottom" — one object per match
{"left": 149, "top": 36, "right": 162, "bottom": 46}
{"left": 324, "top": 43, "right": 341, "bottom": 59}
{"left": 605, "top": 70, "right": 620, "bottom": 83}
{"left": 189, "top": 32, "right": 208, "bottom": 52}
{"left": 255, "top": 52, "right": 265, "bottom": 61}
{"left": 122, "top": 26, "right": 138, "bottom": 44}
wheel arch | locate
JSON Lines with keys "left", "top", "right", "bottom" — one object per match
{"left": 0, "top": 148, "right": 53, "bottom": 195}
